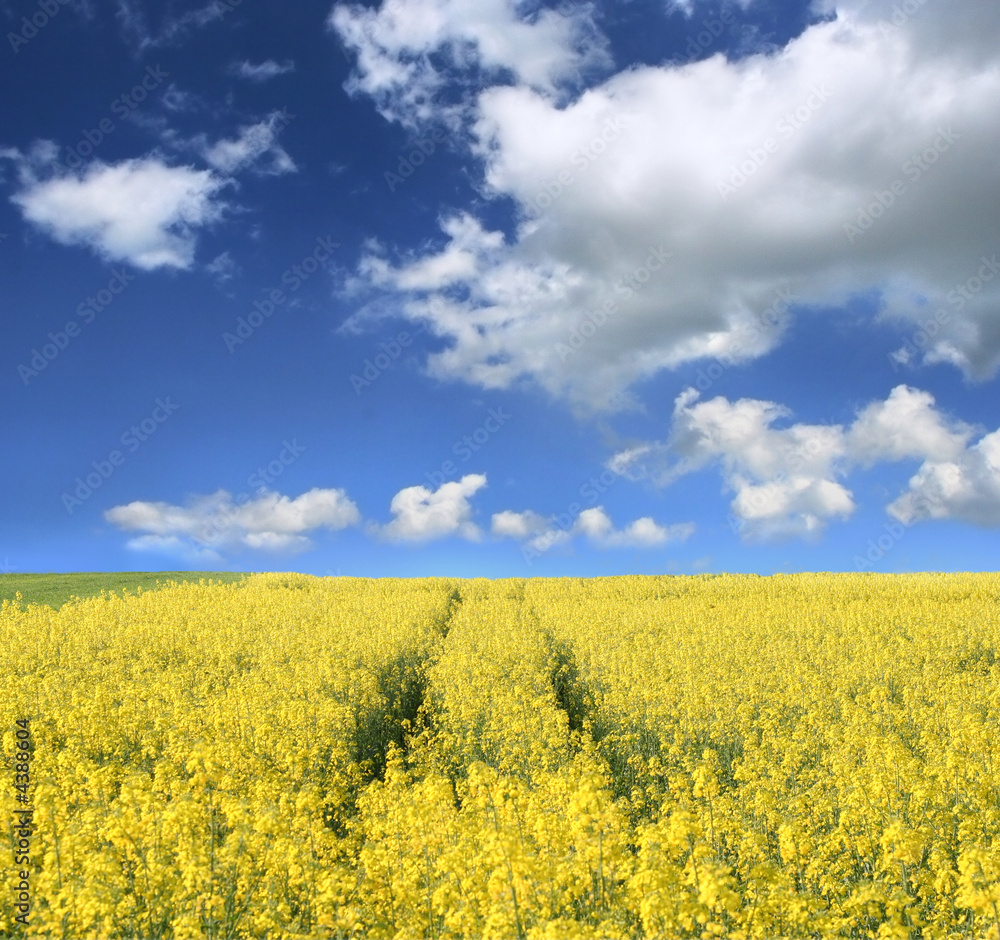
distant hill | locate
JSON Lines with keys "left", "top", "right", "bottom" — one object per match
{"left": 0, "top": 571, "right": 250, "bottom": 609}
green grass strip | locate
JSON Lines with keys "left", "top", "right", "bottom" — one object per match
{"left": 0, "top": 571, "right": 250, "bottom": 610}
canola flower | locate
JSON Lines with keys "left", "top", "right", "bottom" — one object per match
{"left": 0, "top": 572, "right": 998, "bottom": 939}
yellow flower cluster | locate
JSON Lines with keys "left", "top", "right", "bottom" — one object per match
{"left": 1, "top": 572, "right": 998, "bottom": 939}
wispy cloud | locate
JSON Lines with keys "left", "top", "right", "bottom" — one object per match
{"left": 116, "top": 0, "right": 242, "bottom": 50}
{"left": 231, "top": 59, "right": 296, "bottom": 82}
{"left": 200, "top": 111, "right": 297, "bottom": 176}
{"left": 206, "top": 250, "right": 240, "bottom": 283}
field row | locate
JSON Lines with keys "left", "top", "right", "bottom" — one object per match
{"left": 2, "top": 573, "right": 999, "bottom": 938}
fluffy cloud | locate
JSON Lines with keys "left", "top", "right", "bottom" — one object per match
{"left": 374, "top": 474, "right": 487, "bottom": 542}
{"left": 105, "top": 488, "right": 361, "bottom": 555}
{"left": 330, "top": 0, "right": 609, "bottom": 127}
{"left": 490, "top": 508, "right": 549, "bottom": 541}
{"left": 490, "top": 509, "right": 572, "bottom": 553}
{"left": 612, "top": 384, "right": 992, "bottom": 539}
{"left": 4, "top": 106, "right": 294, "bottom": 268}
{"left": 9, "top": 157, "right": 228, "bottom": 270}
{"left": 574, "top": 508, "right": 695, "bottom": 548}
{"left": 341, "top": 1, "right": 1000, "bottom": 412}
{"left": 846, "top": 385, "right": 974, "bottom": 466}
{"left": 613, "top": 387, "right": 853, "bottom": 540}
{"left": 888, "top": 430, "right": 1000, "bottom": 527}
{"left": 491, "top": 506, "right": 694, "bottom": 554}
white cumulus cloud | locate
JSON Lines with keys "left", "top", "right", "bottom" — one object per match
{"left": 105, "top": 488, "right": 361, "bottom": 555}
{"left": 611, "top": 384, "right": 985, "bottom": 540}
{"left": 575, "top": 507, "right": 695, "bottom": 548}
{"left": 888, "top": 429, "right": 1000, "bottom": 527}
{"left": 846, "top": 384, "right": 975, "bottom": 466}
{"left": 339, "top": 1, "right": 1000, "bottom": 412}
{"left": 491, "top": 505, "right": 694, "bottom": 553}
{"left": 9, "top": 157, "right": 229, "bottom": 270}
{"left": 374, "top": 473, "right": 487, "bottom": 542}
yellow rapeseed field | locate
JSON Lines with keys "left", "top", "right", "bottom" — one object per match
{"left": 2, "top": 572, "right": 999, "bottom": 939}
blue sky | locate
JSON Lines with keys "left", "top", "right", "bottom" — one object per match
{"left": 2, "top": 0, "right": 998, "bottom": 577}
